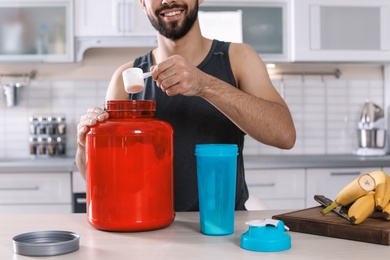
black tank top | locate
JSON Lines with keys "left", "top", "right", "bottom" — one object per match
{"left": 132, "top": 40, "right": 248, "bottom": 211}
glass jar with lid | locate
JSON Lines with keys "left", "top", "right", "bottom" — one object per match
{"left": 56, "top": 136, "right": 66, "bottom": 156}
{"left": 37, "top": 136, "right": 47, "bottom": 156}
{"left": 29, "top": 136, "right": 38, "bottom": 156}
{"left": 47, "top": 117, "right": 57, "bottom": 135}
{"left": 29, "top": 116, "right": 38, "bottom": 135}
{"left": 37, "top": 117, "right": 47, "bottom": 135}
{"left": 57, "top": 116, "right": 66, "bottom": 135}
{"left": 47, "top": 137, "right": 57, "bottom": 156}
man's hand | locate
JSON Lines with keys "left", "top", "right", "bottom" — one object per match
{"left": 151, "top": 55, "right": 210, "bottom": 97}
{"left": 77, "top": 107, "right": 109, "bottom": 147}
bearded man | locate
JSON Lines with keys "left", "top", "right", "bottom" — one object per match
{"left": 76, "top": 0, "right": 296, "bottom": 211}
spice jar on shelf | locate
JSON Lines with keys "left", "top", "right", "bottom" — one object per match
{"left": 29, "top": 136, "right": 38, "bottom": 156}
{"left": 47, "top": 137, "right": 57, "bottom": 156}
{"left": 29, "top": 117, "right": 38, "bottom": 135}
{"left": 47, "top": 117, "right": 57, "bottom": 135}
{"left": 56, "top": 136, "right": 66, "bottom": 156}
{"left": 37, "top": 137, "right": 47, "bottom": 156}
{"left": 57, "top": 116, "right": 66, "bottom": 135}
{"left": 37, "top": 116, "right": 47, "bottom": 135}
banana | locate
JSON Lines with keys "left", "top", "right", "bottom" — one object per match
{"left": 379, "top": 175, "right": 390, "bottom": 211}
{"left": 348, "top": 191, "right": 376, "bottom": 224}
{"left": 368, "top": 170, "right": 390, "bottom": 210}
{"left": 321, "top": 174, "right": 376, "bottom": 215}
{"left": 382, "top": 201, "right": 390, "bottom": 220}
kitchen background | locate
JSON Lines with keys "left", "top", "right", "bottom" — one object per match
{"left": 2, "top": 0, "right": 390, "bottom": 213}
{"left": 0, "top": 0, "right": 388, "bottom": 160}
{"left": 0, "top": 53, "right": 384, "bottom": 159}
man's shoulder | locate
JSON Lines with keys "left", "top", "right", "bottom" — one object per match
{"left": 133, "top": 51, "right": 153, "bottom": 68}
{"left": 228, "top": 42, "right": 254, "bottom": 53}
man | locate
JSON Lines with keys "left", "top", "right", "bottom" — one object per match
{"left": 76, "top": 0, "right": 296, "bottom": 211}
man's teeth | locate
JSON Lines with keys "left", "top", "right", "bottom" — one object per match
{"left": 165, "top": 11, "right": 181, "bottom": 17}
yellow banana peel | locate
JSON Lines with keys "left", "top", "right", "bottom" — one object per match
{"left": 321, "top": 174, "right": 375, "bottom": 215}
{"left": 369, "top": 170, "right": 390, "bottom": 210}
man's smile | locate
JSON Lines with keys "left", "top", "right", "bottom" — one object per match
{"left": 162, "top": 10, "right": 182, "bottom": 17}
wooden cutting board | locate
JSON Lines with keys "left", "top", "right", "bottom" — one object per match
{"left": 272, "top": 206, "right": 390, "bottom": 245}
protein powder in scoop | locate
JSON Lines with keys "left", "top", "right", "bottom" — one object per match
{"left": 122, "top": 68, "right": 152, "bottom": 93}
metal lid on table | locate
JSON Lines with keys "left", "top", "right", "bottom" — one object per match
{"left": 13, "top": 230, "right": 80, "bottom": 256}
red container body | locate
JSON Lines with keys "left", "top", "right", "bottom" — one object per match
{"left": 86, "top": 100, "right": 174, "bottom": 231}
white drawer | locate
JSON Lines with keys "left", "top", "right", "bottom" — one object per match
{"left": 306, "top": 167, "right": 378, "bottom": 208}
{"left": 0, "top": 205, "right": 72, "bottom": 213}
{"left": 0, "top": 173, "right": 71, "bottom": 204}
{"left": 261, "top": 199, "right": 305, "bottom": 210}
{"left": 72, "top": 171, "right": 86, "bottom": 193}
{"left": 245, "top": 169, "right": 305, "bottom": 199}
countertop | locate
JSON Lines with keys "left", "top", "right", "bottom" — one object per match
{"left": 2, "top": 211, "right": 390, "bottom": 259}
{"left": 2, "top": 155, "right": 390, "bottom": 173}
{"left": 244, "top": 154, "right": 390, "bottom": 169}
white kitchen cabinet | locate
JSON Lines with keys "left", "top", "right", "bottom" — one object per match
{"left": 0, "top": 0, "right": 74, "bottom": 63}
{"left": 72, "top": 171, "right": 86, "bottom": 193}
{"left": 245, "top": 169, "right": 305, "bottom": 210}
{"left": 0, "top": 172, "right": 72, "bottom": 213}
{"left": 74, "top": 0, "right": 157, "bottom": 61}
{"left": 75, "top": 0, "right": 154, "bottom": 37}
{"left": 306, "top": 167, "right": 379, "bottom": 208}
{"left": 72, "top": 171, "right": 86, "bottom": 213}
{"left": 293, "top": 0, "right": 390, "bottom": 62}
{"left": 200, "top": 0, "right": 291, "bottom": 62}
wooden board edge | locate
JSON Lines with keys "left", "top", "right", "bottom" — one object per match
{"left": 272, "top": 210, "right": 390, "bottom": 246}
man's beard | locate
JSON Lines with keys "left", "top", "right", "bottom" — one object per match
{"left": 147, "top": 2, "right": 199, "bottom": 41}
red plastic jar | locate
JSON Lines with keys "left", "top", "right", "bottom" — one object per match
{"left": 86, "top": 100, "right": 174, "bottom": 231}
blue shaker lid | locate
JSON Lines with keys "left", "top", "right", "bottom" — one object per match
{"left": 240, "top": 219, "right": 291, "bottom": 252}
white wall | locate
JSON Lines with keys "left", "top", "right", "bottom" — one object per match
{"left": 0, "top": 80, "right": 109, "bottom": 159}
{"left": 245, "top": 76, "right": 384, "bottom": 155}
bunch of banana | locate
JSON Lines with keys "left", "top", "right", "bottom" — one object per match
{"left": 322, "top": 170, "right": 390, "bottom": 225}
{"left": 320, "top": 173, "right": 375, "bottom": 215}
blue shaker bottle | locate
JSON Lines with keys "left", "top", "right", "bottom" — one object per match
{"left": 195, "top": 144, "right": 238, "bottom": 235}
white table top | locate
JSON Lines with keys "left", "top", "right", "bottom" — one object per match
{"left": 2, "top": 211, "right": 390, "bottom": 259}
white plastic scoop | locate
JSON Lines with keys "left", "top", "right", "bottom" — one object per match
{"left": 122, "top": 68, "right": 152, "bottom": 93}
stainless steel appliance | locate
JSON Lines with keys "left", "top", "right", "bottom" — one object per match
{"left": 1, "top": 71, "right": 36, "bottom": 107}
{"left": 2, "top": 82, "right": 22, "bottom": 107}
{"left": 72, "top": 193, "right": 86, "bottom": 213}
{"left": 355, "top": 101, "right": 387, "bottom": 156}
